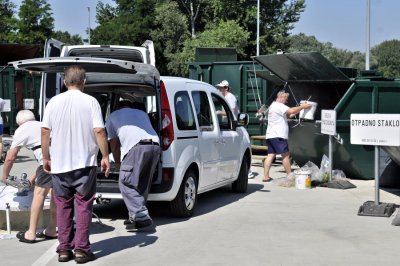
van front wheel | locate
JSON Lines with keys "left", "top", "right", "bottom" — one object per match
{"left": 232, "top": 157, "right": 248, "bottom": 193}
{"left": 170, "top": 169, "right": 198, "bottom": 218}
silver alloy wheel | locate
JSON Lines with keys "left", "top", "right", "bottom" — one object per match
{"left": 184, "top": 176, "right": 196, "bottom": 210}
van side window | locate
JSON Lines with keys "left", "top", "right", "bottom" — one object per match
{"left": 174, "top": 92, "right": 196, "bottom": 130}
{"left": 192, "top": 91, "right": 213, "bottom": 130}
{"left": 211, "top": 94, "right": 233, "bottom": 130}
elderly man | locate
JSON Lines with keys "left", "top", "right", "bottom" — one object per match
{"left": 263, "top": 90, "right": 311, "bottom": 182}
{"left": 106, "top": 100, "right": 160, "bottom": 231}
{"left": 2, "top": 110, "right": 57, "bottom": 243}
{"left": 41, "top": 65, "right": 110, "bottom": 263}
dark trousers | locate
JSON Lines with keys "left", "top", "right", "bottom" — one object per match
{"left": 52, "top": 166, "right": 97, "bottom": 253}
{"left": 119, "top": 144, "right": 161, "bottom": 218}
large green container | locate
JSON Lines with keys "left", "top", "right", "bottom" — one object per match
{"left": 0, "top": 66, "right": 41, "bottom": 134}
{"left": 254, "top": 52, "right": 400, "bottom": 180}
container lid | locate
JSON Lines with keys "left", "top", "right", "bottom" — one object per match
{"left": 253, "top": 52, "right": 350, "bottom": 83}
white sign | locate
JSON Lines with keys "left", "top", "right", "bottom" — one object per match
{"left": 351, "top": 114, "right": 400, "bottom": 146}
{"left": 23, "top": 99, "right": 35, "bottom": 110}
{"left": 1, "top": 99, "right": 11, "bottom": 112}
{"left": 321, "top": 110, "right": 336, "bottom": 135}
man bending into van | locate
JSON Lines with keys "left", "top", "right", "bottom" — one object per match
{"left": 106, "top": 100, "right": 160, "bottom": 230}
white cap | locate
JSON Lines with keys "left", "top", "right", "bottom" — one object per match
{"left": 215, "top": 80, "right": 229, "bottom": 88}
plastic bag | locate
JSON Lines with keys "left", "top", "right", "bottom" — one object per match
{"left": 332, "top": 169, "right": 347, "bottom": 181}
{"left": 316, "top": 154, "right": 330, "bottom": 183}
{"left": 299, "top": 161, "right": 320, "bottom": 181}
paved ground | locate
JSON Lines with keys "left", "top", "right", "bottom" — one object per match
{"left": 1, "top": 148, "right": 400, "bottom": 266}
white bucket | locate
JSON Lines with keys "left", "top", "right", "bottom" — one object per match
{"left": 295, "top": 170, "right": 311, "bottom": 189}
{"left": 299, "top": 100, "right": 318, "bottom": 120}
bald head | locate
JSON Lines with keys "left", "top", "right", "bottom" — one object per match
{"left": 64, "top": 65, "right": 86, "bottom": 89}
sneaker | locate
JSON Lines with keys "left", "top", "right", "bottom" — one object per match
{"left": 125, "top": 212, "right": 153, "bottom": 230}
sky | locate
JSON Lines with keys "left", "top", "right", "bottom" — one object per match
{"left": 12, "top": 0, "right": 400, "bottom": 52}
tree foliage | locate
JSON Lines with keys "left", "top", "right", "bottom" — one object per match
{"left": 92, "top": 0, "right": 305, "bottom": 75}
{"left": 14, "top": 0, "right": 54, "bottom": 45}
{"left": 51, "top": 30, "right": 83, "bottom": 45}
{"left": 372, "top": 40, "right": 400, "bottom": 78}
{"left": 170, "top": 20, "right": 249, "bottom": 76}
{"left": 91, "top": 0, "right": 156, "bottom": 45}
{"left": 0, "top": 0, "right": 17, "bottom": 42}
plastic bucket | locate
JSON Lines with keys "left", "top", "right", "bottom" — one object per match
{"left": 295, "top": 170, "right": 311, "bottom": 189}
{"left": 299, "top": 100, "right": 318, "bottom": 120}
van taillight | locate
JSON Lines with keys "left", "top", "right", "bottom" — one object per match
{"left": 160, "top": 81, "right": 174, "bottom": 150}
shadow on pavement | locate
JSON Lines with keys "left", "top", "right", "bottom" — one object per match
{"left": 90, "top": 220, "right": 115, "bottom": 235}
{"left": 93, "top": 183, "right": 264, "bottom": 227}
{"left": 91, "top": 233, "right": 158, "bottom": 258}
{"left": 15, "top": 155, "right": 36, "bottom": 163}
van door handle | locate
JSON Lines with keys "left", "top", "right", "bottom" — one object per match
{"left": 220, "top": 139, "right": 226, "bottom": 144}
{"left": 215, "top": 140, "right": 220, "bottom": 144}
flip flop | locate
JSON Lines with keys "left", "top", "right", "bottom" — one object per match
{"left": 16, "top": 231, "right": 36, "bottom": 244}
{"left": 36, "top": 230, "right": 58, "bottom": 239}
{"left": 262, "top": 178, "right": 273, "bottom": 182}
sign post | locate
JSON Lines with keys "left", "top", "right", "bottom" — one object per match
{"left": 321, "top": 110, "right": 336, "bottom": 181}
{"left": 351, "top": 113, "right": 399, "bottom": 217}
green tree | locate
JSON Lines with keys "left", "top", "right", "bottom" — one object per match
{"left": 14, "top": 0, "right": 54, "bottom": 45}
{"left": 51, "top": 30, "right": 83, "bottom": 45}
{"left": 91, "top": 0, "right": 156, "bottom": 45}
{"left": 170, "top": 20, "right": 249, "bottom": 76}
{"left": 207, "top": 0, "right": 305, "bottom": 57}
{"left": 0, "top": 0, "right": 17, "bottom": 42}
{"left": 288, "top": 33, "right": 371, "bottom": 73}
{"left": 150, "top": 0, "right": 190, "bottom": 74}
{"left": 372, "top": 40, "right": 400, "bottom": 78}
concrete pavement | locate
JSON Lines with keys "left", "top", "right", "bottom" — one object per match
{"left": 1, "top": 150, "right": 400, "bottom": 266}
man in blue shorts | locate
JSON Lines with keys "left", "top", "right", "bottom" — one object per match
{"left": 263, "top": 90, "right": 311, "bottom": 182}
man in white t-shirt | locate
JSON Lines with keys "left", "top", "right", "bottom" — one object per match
{"left": 2, "top": 110, "right": 57, "bottom": 243}
{"left": 263, "top": 90, "right": 311, "bottom": 182}
{"left": 106, "top": 100, "right": 160, "bottom": 231}
{"left": 215, "top": 80, "right": 239, "bottom": 117}
{"left": 41, "top": 65, "right": 110, "bottom": 263}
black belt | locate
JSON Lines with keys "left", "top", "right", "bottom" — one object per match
{"left": 135, "top": 139, "right": 159, "bottom": 147}
{"left": 31, "top": 145, "right": 41, "bottom": 151}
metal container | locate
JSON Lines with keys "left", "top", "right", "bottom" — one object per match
{"left": 254, "top": 52, "right": 400, "bottom": 180}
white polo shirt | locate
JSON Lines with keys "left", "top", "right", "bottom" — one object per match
{"left": 106, "top": 107, "right": 159, "bottom": 160}
{"left": 42, "top": 90, "right": 105, "bottom": 173}
{"left": 266, "top": 101, "right": 290, "bottom": 139}
{"left": 10, "top": 120, "right": 43, "bottom": 165}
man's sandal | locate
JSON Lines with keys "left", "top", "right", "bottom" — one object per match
{"left": 74, "top": 250, "right": 96, "bottom": 264}
{"left": 58, "top": 250, "right": 73, "bottom": 262}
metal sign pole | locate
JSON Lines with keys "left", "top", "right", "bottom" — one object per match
{"left": 329, "top": 135, "right": 333, "bottom": 181}
{"left": 374, "top": 145, "right": 380, "bottom": 204}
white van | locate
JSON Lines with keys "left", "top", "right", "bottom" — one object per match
{"left": 11, "top": 45, "right": 251, "bottom": 217}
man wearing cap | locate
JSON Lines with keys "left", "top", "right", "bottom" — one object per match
{"left": 215, "top": 80, "right": 239, "bottom": 117}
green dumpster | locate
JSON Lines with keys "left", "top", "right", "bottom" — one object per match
{"left": 253, "top": 52, "right": 400, "bottom": 181}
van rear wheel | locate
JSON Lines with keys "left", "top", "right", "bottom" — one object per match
{"left": 170, "top": 169, "right": 198, "bottom": 217}
{"left": 232, "top": 157, "right": 248, "bottom": 193}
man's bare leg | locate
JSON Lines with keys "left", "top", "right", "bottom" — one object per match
{"left": 282, "top": 152, "right": 293, "bottom": 178}
{"left": 263, "top": 153, "right": 276, "bottom": 181}
{"left": 23, "top": 186, "right": 50, "bottom": 240}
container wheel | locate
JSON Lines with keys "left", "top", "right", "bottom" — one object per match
{"left": 170, "top": 169, "right": 198, "bottom": 217}
{"left": 232, "top": 157, "right": 248, "bottom": 193}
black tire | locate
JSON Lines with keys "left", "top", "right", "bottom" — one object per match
{"left": 170, "top": 169, "right": 198, "bottom": 218}
{"left": 232, "top": 157, "right": 248, "bottom": 193}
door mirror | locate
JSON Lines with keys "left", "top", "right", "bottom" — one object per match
{"left": 237, "top": 113, "right": 249, "bottom": 126}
